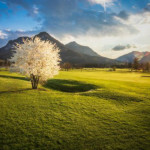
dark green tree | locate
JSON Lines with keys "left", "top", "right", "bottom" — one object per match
{"left": 132, "top": 58, "right": 139, "bottom": 71}
{"left": 145, "top": 62, "right": 150, "bottom": 72}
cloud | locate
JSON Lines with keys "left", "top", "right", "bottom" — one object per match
{"left": 112, "top": 44, "right": 137, "bottom": 51}
{"left": 88, "top": 0, "right": 116, "bottom": 8}
{"left": 2, "top": 0, "right": 137, "bottom": 37}
{"left": 118, "top": 11, "right": 129, "bottom": 20}
{"left": 144, "top": 3, "right": 150, "bottom": 11}
{"left": 33, "top": 5, "right": 39, "bottom": 15}
{"left": 2, "top": 0, "right": 138, "bottom": 49}
{"left": 0, "top": 30, "right": 8, "bottom": 39}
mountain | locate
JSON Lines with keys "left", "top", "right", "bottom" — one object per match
{"left": 140, "top": 52, "right": 150, "bottom": 63}
{"left": 116, "top": 51, "right": 150, "bottom": 63}
{"left": 0, "top": 37, "right": 31, "bottom": 60}
{"left": 0, "top": 32, "right": 118, "bottom": 66}
{"left": 65, "top": 41, "right": 100, "bottom": 57}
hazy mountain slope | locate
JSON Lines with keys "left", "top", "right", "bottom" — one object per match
{"left": 65, "top": 41, "right": 100, "bottom": 57}
{"left": 140, "top": 52, "right": 150, "bottom": 63}
{"left": 116, "top": 51, "right": 150, "bottom": 63}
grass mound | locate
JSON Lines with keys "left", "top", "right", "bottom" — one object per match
{"left": 45, "top": 79, "right": 97, "bottom": 92}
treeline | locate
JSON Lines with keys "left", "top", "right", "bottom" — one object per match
{"left": 0, "top": 60, "right": 11, "bottom": 68}
{"left": 128, "top": 58, "right": 150, "bottom": 72}
{"left": 61, "top": 58, "right": 150, "bottom": 72}
{"left": 1, "top": 59, "right": 150, "bottom": 72}
{"left": 60, "top": 62, "right": 124, "bottom": 70}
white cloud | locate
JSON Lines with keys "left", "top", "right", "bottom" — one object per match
{"left": 115, "top": 11, "right": 150, "bottom": 25}
{"left": 88, "top": 0, "right": 116, "bottom": 8}
{"left": 33, "top": 5, "right": 39, "bottom": 14}
{"left": 0, "top": 30, "right": 7, "bottom": 39}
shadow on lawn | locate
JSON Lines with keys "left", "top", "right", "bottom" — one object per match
{"left": 44, "top": 79, "right": 98, "bottom": 93}
{"left": 0, "top": 88, "right": 32, "bottom": 94}
{"left": 82, "top": 90, "right": 143, "bottom": 103}
{"left": 141, "top": 76, "right": 150, "bottom": 77}
{"left": 0, "top": 75, "right": 29, "bottom": 81}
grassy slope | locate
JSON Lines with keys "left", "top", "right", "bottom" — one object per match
{"left": 0, "top": 69, "right": 150, "bottom": 150}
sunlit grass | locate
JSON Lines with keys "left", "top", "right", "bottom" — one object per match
{"left": 0, "top": 69, "right": 150, "bottom": 150}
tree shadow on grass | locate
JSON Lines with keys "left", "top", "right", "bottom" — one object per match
{"left": 141, "top": 76, "right": 150, "bottom": 78}
{"left": 0, "top": 75, "right": 29, "bottom": 81}
{"left": 0, "top": 88, "right": 32, "bottom": 94}
{"left": 0, "top": 88, "right": 47, "bottom": 95}
{"left": 44, "top": 79, "right": 98, "bottom": 93}
{"left": 81, "top": 90, "right": 143, "bottom": 103}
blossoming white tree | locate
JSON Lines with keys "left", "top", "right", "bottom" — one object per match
{"left": 10, "top": 37, "right": 61, "bottom": 89}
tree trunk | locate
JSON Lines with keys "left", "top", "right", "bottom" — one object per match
{"left": 30, "top": 74, "right": 40, "bottom": 89}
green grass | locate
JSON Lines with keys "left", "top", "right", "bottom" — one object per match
{"left": 0, "top": 69, "right": 150, "bottom": 150}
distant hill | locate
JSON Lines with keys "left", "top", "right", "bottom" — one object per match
{"left": 65, "top": 41, "right": 100, "bottom": 57}
{"left": 0, "top": 32, "right": 119, "bottom": 66}
{"left": 116, "top": 51, "right": 150, "bottom": 63}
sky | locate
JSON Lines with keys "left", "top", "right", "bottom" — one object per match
{"left": 0, "top": 0, "right": 150, "bottom": 58}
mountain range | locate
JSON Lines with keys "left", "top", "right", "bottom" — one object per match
{"left": 116, "top": 51, "right": 150, "bottom": 63}
{"left": 0, "top": 32, "right": 150, "bottom": 65}
{"left": 0, "top": 32, "right": 118, "bottom": 66}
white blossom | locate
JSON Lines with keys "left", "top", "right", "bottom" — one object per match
{"left": 10, "top": 37, "right": 61, "bottom": 88}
